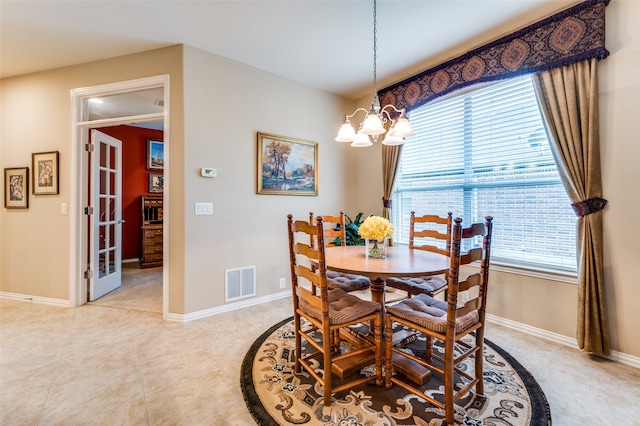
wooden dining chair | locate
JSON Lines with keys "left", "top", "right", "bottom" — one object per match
{"left": 384, "top": 216, "right": 493, "bottom": 425}
{"left": 386, "top": 211, "right": 452, "bottom": 299}
{"left": 309, "top": 211, "right": 371, "bottom": 293}
{"left": 287, "top": 214, "right": 383, "bottom": 406}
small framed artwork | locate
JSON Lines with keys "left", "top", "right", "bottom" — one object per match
{"left": 149, "top": 173, "right": 164, "bottom": 193}
{"left": 4, "top": 167, "right": 29, "bottom": 209}
{"left": 257, "top": 132, "right": 318, "bottom": 196}
{"left": 147, "top": 139, "right": 164, "bottom": 170}
{"left": 32, "top": 151, "right": 59, "bottom": 195}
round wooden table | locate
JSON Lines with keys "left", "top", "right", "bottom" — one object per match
{"left": 323, "top": 245, "right": 449, "bottom": 384}
{"left": 323, "top": 245, "right": 449, "bottom": 306}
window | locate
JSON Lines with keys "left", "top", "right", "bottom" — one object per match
{"left": 391, "top": 75, "right": 577, "bottom": 273}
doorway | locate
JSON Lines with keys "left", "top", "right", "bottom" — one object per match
{"left": 70, "top": 75, "right": 170, "bottom": 319}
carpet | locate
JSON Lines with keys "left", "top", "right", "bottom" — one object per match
{"left": 241, "top": 317, "right": 551, "bottom": 426}
{"left": 87, "top": 265, "right": 162, "bottom": 313}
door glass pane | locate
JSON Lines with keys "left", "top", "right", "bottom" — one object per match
{"left": 98, "top": 252, "right": 107, "bottom": 278}
{"left": 108, "top": 224, "right": 116, "bottom": 249}
{"left": 100, "top": 170, "right": 107, "bottom": 195}
{"left": 99, "top": 224, "right": 107, "bottom": 250}
{"left": 109, "top": 145, "right": 116, "bottom": 169}
{"left": 109, "top": 171, "right": 116, "bottom": 196}
{"left": 100, "top": 142, "right": 108, "bottom": 168}
{"left": 85, "top": 87, "right": 164, "bottom": 121}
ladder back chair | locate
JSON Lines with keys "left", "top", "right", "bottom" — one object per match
{"left": 386, "top": 211, "right": 453, "bottom": 299}
{"left": 384, "top": 216, "right": 493, "bottom": 425}
{"left": 309, "top": 211, "right": 371, "bottom": 293}
{"left": 287, "top": 214, "right": 383, "bottom": 406}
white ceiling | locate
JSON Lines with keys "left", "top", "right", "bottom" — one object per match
{"left": 1, "top": 0, "right": 580, "bottom": 100}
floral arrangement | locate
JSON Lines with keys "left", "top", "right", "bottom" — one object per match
{"left": 358, "top": 215, "right": 394, "bottom": 242}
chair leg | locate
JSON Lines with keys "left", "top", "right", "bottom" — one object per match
{"left": 294, "top": 314, "right": 302, "bottom": 373}
{"left": 425, "top": 336, "right": 433, "bottom": 361}
{"left": 323, "top": 333, "right": 332, "bottom": 406}
{"left": 444, "top": 337, "right": 456, "bottom": 425}
{"left": 475, "top": 332, "right": 485, "bottom": 395}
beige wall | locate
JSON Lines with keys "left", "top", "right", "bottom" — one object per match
{"left": 179, "top": 46, "right": 354, "bottom": 313}
{"left": 0, "top": 46, "right": 184, "bottom": 303}
{"left": 351, "top": 0, "right": 640, "bottom": 358}
{"left": 0, "top": 44, "right": 354, "bottom": 316}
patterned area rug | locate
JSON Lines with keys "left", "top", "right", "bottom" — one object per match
{"left": 241, "top": 317, "right": 551, "bottom": 426}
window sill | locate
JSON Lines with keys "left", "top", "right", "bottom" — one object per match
{"left": 482, "top": 260, "right": 577, "bottom": 284}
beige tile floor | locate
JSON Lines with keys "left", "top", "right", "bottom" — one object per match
{"left": 1, "top": 281, "right": 639, "bottom": 425}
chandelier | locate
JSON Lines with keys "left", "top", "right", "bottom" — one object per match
{"left": 335, "top": 0, "right": 415, "bottom": 147}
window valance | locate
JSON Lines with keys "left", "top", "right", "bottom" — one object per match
{"left": 379, "top": 0, "right": 609, "bottom": 112}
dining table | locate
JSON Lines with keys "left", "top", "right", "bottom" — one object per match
{"left": 323, "top": 244, "right": 449, "bottom": 384}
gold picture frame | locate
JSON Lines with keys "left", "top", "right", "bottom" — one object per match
{"left": 4, "top": 167, "right": 29, "bottom": 209}
{"left": 32, "top": 151, "right": 59, "bottom": 195}
{"left": 257, "top": 132, "right": 318, "bottom": 196}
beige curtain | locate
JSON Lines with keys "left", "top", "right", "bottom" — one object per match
{"left": 381, "top": 145, "right": 402, "bottom": 245}
{"left": 533, "top": 58, "right": 610, "bottom": 355}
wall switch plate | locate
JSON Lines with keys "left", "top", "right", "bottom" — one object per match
{"left": 201, "top": 168, "right": 217, "bottom": 178}
{"left": 195, "top": 202, "right": 213, "bottom": 215}
{"left": 279, "top": 277, "right": 286, "bottom": 289}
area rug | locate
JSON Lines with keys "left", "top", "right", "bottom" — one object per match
{"left": 241, "top": 317, "right": 551, "bottom": 426}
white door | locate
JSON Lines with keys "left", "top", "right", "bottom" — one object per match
{"left": 89, "top": 130, "right": 123, "bottom": 300}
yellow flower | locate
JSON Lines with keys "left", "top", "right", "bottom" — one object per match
{"left": 358, "top": 216, "right": 394, "bottom": 242}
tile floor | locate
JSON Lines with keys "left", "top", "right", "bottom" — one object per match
{"left": 1, "top": 286, "right": 639, "bottom": 425}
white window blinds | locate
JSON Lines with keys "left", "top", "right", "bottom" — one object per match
{"left": 391, "top": 75, "right": 577, "bottom": 272}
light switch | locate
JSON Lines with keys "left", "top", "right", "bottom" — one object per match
{"left": 61, "top": 203, "right": 68, "bottom": 215}
{"left": 195, "top": 202, "right": 213, "bottom": 215}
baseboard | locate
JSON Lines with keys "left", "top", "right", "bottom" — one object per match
{"left": 165, "top": 290, "right": 292, "bottom": 322}
{"left": 486, "top": 313, "right": 640, "bottom": 370}
{"left": 0, "top": 291, "right": 70, "bottom": 307}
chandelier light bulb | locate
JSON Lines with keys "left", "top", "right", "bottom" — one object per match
{"left": 351, "top": 133, "right": 373, "bottom": 147}
{"left": 335, "top": 117, "right": 357, "bottom": 142}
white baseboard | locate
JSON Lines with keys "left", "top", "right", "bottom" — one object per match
{"left": 486, "top": 313, "right": 640, "bottom": 370}
{"left": 165, "top": 290, "right": 291, "bottom": 322}
{"left": 0, "top": 291, "right": 71, "bottom": 307}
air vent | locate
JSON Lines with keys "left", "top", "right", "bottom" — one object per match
{"left": 225, "top": 266, "right": 256, "bottom": 302}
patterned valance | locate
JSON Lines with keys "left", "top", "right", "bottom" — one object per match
{"left": 379, "top": 0, "right": 609, "bottom": 112}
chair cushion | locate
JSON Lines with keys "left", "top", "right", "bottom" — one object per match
{"left": 386, "top": 293, "right": 479, "bottom": 334}
{"left": 300, "top": 288, "right": 381, "bottom": 325}
{"left": 326, "top": 271, "right": 371, "bottom": 292}
{"left": 385, "top": 275, "right": 447, "bottom": 296}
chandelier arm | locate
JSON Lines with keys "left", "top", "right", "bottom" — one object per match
{"left": 344, "top": 107, "right": 371, "bottom": 120}
{"left": 380, "top": 104, "right": 405, "bottom": 116}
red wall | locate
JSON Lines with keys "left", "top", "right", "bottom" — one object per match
{"left": 100, "top": 125, "right": 163, "bottom": 261}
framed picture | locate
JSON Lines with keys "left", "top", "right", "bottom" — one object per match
{"left": 147, "top": 139, "right": 164, "bottom": 170}
{"left": 32, "top": 151, "right": 59, "bottom": 195}
{"left": 149, "top": 173, "right": 164, "bottom": 193}
{"left": 257, "top": 132, "right": 318, "bottom": 196}
{"left": 4, "top": 167, "right": 29, "bottom": 209}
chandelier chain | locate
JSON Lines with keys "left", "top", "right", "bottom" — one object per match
{"left": 373, "top": 0, "right": 377, "bottom": 95}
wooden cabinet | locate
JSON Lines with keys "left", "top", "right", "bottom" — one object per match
{"left": 140, "top": 196, "right": 163, "bottom": 268}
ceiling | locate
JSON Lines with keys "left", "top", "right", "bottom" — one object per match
{"left": 1, "top": 0, "right": 580, "bottom": 101}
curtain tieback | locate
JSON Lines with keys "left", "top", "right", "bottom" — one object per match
{"left": 571, "top": 197, "right": 607, "bottom": 217}
{"left": 382, "top": 197, "right": 392, "bottom": 209}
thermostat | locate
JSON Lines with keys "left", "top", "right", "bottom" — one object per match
{"left": 201, "top": 168, "right": 217, "bottom": 178}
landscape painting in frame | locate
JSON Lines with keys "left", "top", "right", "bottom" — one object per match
{"left": 257, "top": 132, "right": 318, "bottom": 196}
{"left": 147, "top": 139, "right": 164, "bottom": 170}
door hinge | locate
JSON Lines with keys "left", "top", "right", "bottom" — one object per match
{"left": 84, "top": 206, "right": 94, "bottom": 215}
{"left": 85, "top": 143, "right": 94, "bottom": 152}
{"left": 84, "top": 268, "right": 93, "bottom": 279}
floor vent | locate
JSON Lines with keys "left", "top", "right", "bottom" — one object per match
{"left": 225, "top": 266, "right": 256, "bottom": 302}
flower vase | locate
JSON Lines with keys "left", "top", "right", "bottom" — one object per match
{"left": 365, "top": 238, "right": 387, "bottom": 258}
